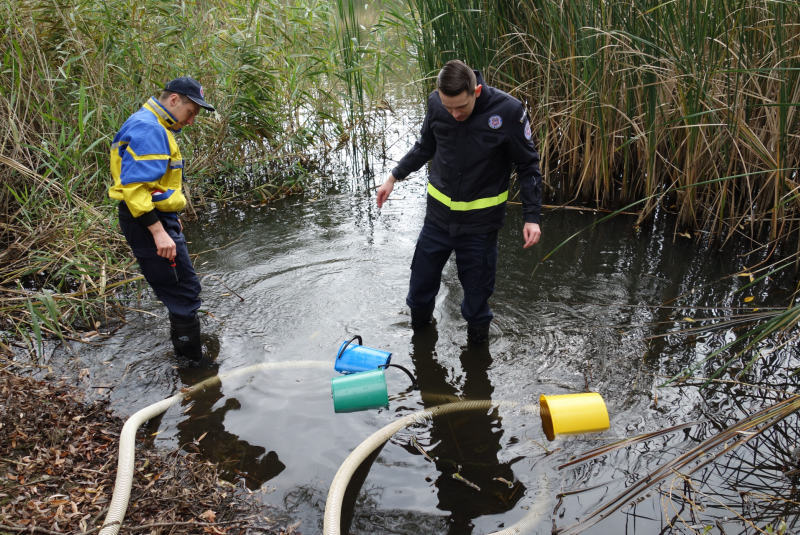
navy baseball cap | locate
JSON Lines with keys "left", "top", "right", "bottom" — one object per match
{"left": 163, "top": 76, "right": 215, "bottom": 112}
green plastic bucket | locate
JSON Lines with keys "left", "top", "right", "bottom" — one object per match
{"left": 331, "top": 369, "right": 389, "bottom": 413}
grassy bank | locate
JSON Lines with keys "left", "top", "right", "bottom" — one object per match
{"left": 0, "top": 0, "right": 409, "bottom": 355}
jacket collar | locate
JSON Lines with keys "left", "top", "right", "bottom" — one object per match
{"left": 472, "top": 70, "right": 493, "bottom": 114}
{"left": 143, "top": 97, "right": 180, "bottom": 132}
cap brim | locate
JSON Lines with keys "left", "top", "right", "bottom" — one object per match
{"left": 187, "top": 95, "right": 215, "bottom": 112}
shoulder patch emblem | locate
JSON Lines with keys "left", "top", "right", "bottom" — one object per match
{"left": 488, "top": 115, "right": 503, "bottom": 129}
{"left": 524, "top": 120, "right": 532, "bottom": 140}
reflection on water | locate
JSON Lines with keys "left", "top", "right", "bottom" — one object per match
{"left": 175, "top": 361, "right": 287, "bottom": 490}
{"left": 408, "top": 327, "right": 526, "bottom": 533}
{"left": 336, "top": 326, "right": 536, "bottom": 535}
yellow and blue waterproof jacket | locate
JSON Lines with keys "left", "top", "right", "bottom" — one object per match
{"left": 109, "top": 97, "right": 186, "bottom": 227}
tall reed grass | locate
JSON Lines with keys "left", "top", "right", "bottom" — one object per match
{"left": 408, "top": 0, "right": 800, "bottom": 243}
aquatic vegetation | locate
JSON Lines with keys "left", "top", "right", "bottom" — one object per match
{"left": 407, "top": 0, "right": 800, "bottom": 244}
{"left": 557, "top": 390, "right": 800, "bottom": 534}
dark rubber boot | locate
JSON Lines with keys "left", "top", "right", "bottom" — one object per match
{"left": 170, "top": 314, "right": 202, "bottom": 362}
{"left": 410, "top": 305, "right": 435, "bottom": 329}
{"left": 467, "top": 322, "right": 491, "bottom": 344}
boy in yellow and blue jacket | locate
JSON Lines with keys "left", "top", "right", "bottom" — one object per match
{"left": 109, "top": 76, "right": 214, "bottom": 362}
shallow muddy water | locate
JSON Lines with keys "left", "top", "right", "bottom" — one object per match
{"left": 52, "top": 119, "right": 800, "bottom": 534}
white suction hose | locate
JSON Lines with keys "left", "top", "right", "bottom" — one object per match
{"left": 100, "top": 360, "right": 332, "bottom": 535}
{"left": 323, "top": 400, "right": 549, "bottom": 535}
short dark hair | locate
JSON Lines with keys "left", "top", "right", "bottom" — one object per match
{"left": 437, "top": 60, "right": 476, "bottom": 97}
{"left": 159, "top": 91, "right": 191, "bottom": 105}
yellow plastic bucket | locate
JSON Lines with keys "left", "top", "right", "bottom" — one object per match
{"left": 539, "top": 393, "right": 609, "bottom": 441}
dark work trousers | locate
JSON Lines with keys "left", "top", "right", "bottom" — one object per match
{"left": 407, "top": 223, "right": 498, "bottom": 326}
{"left": 118, "top": 204, "right": 202, "bottom": 321}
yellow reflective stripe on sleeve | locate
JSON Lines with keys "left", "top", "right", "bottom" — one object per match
{"left": 427, "top": 183, "right": 508, "bottom": 211}
{"left": 111, "top": 141, "right": 128, "bottom": 150}
{"left": 125, "top": 145, "right": 170, "bottom": 161}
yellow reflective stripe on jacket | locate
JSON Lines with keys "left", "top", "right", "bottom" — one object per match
{"left": 125, "top": 145, "right": 170, "bottom": 162}
{"left": 427, "top": 183, "right": 508, "bottom": 211}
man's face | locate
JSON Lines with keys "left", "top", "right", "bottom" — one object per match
{"left": 167, "top": 95, "right": 201, "bottom": 130}
{"left": 439, "top": 84, "right": 482, "bottom": 121}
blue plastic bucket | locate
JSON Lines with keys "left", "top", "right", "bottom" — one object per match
{"left": 334, "top": 335, "right": 392, "bottom": 374}
{"left": 331, "top": 369, "right": 389, "bottom": 413}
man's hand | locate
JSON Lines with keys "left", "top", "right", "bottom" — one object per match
{"left": 376, "top": 175, "right": 396, "bottom": 208}
{"left": 523, "top": 222, "right": 541, "bottom": 249}
{"left": 148, "top": 221, "right": 176, "bottom": 261}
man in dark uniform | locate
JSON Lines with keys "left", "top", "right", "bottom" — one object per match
{"left": 108, "top": 76, "right": 215, "bottom": 361}
{"left": 376, "top": 60, "right": 542, "bottom": 343}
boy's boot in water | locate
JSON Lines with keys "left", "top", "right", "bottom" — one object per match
{"left": 170, "top": 313, "right": 202, "bottom": 362}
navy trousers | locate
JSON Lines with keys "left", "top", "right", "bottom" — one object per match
{"left": 407, "top": 223, "right": 498, "bottom": 326}
{"left": 118, "top": 204, "right": 202, "bottom": 321}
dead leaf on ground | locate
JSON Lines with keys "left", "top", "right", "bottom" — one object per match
{"left": 200, "top": 509, "right": 217, "bottom": 522}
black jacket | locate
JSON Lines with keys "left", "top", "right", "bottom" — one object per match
{"left": 391, "top": 71, "right": 542, "bottom": 236}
